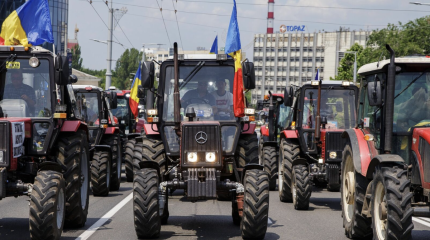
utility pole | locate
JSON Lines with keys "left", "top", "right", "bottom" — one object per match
{"left": 105, "top": 0, "right": 114, "bottom": 90}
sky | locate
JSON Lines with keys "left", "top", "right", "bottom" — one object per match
{"left": 68, "top": 0, "right": 430, "bottom": 70}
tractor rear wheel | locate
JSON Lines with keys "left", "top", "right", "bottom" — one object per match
{"left": 29, "top": 170, "right": 65, "bottom": 240}
{"left": 236, "top": 133, "right": 259, "bottom": 168}
{"left": 278, "top": 139, "right": 300, "bottom": 202}
{"left": 102, "top": 134, "right": 122, "bottom": 191}
{"left": 134, "top": 136, "right": 166, "bottom": 177}
{"left": 341, "top": 145, "right": 372, "bottom": 239}
{"left": 241, "top": 169, "right": 269, "bottom": 240}
{"left": 56, "top": 130, "right": 89, "bottom": 227}
{"left": 125, "top": 139, "right": 136, "bottom": 182}
{"left": 263, "top": 146, "right": 277, "bottom": 190}
{"left": 91, "top": 151, "right": 111, "bottom": 196}
{"left": 133, "top": 169, "right": 161, "bottom": 239}
{"left": 292, "top": 165, "right": 311, "bottom": 210}
{"left": 371, "top": 165, "right": 413, "bottom": 240}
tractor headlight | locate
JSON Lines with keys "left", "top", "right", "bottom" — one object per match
{"left": 29, "top": 57, "right": 40, "bottom": 68}
{"left": 329, "top": 151, "right": 337, "bottom": 159}
{"left": 187, "top": 152, "right": 198, "bottom": 162}
{"left": 244, "top": 108, "right": 255, "bottom": 115}
{"left": 148, "top": 109, "right": 158, "bottom": 115}
{"left": 205, "top": 152, "right": 216, "bottom": 162}
{"left": 0, "top": 151, "right": 3, "bottom": 163}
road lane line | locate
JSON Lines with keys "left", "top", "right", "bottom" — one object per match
{"left": 413, "top": 217, "right": 430, "bottom": 228}
{"left": 75, "top": 193, "right": 133, "bottom": 240}
{"left": 268, "top": 217, "right": 273, "bottom": 225}
{"left": 416, "top": 217, "right": 430, "bottom": 223}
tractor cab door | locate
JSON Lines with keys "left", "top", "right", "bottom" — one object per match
{"left": 75, "top": 91, "right": 102, "bottom": 144}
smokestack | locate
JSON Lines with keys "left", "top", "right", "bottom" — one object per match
{"left": 267, "top": 0, "right": 274, "bottom": 34}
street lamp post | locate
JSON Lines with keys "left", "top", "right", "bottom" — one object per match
{"left": 410, "top": 2, "right": 430, "bottom": 5}
{"left": 338, "top": 51, "right": 357, "bottom": 84}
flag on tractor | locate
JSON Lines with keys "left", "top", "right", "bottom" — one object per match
{"left": 225, "top": 0, "right": 244, "bottom": 118}
{"left": 129, "top": 64, "right": 142, "bottom": 117}
{"left": 0, "top": 0, "right": 54, "bottom": 46}
{"left": 210, "top": 35, "right": 218, "bottom": 54}
{"left": 315, "top": 68, "right": 320, "bottom": 81}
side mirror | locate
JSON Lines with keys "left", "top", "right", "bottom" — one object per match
{"left": 54, "top": 55, "right": 72, "bottom": 86}
{"left": 367, "top": 81, "right": 382, "bottom": 107}
{"left": 137, "top": 85, "right": 145, "bottom": 98}
{"left": 69, "top": 74, "right": 78, "bottom": 84}
{"left": 335, "top": 101, "right": 343, "bottom": 112}
{"left": 242, "top": 62, "right": 255, "bottom": 90}
{"left": 140, "top": 61, "right": 155, "bottom": 89}
{"left": 256, "top": 100, "right": 264, "bottom": 110}
{"left": 109, "top": 91, "right": 118, "bottom": 109}
{"left": 284, "top": 86, "right": 294, "bottom": 106}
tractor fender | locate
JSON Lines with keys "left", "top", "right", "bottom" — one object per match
{"left": 94, "top": 145, "right": 112, "bottom": 157}
{"left": 291, "top": 158, "right": 309, "bottom": 168}
{"left": 60, "top": 120, "right": 90, "bottom": 144}
{"left": 143, "top": 123, "right": 160, "bottom": 135}
{"left": 242, "top": 123, "right": 256, "bottom": 134}
{"left": 365, "top": 154, "right": 405, "bottom": 180}
{"left": 126, "top": 133, "right": 141, "bottom": 140}
{"left": 341, "top": 129, "right": 371, "bottom": 176}
{"left": 242, "top": 163, "right": 264, "bottom": 182}
{"left": 138, "top": 161, "right": 161, "bottom": 179}
{"left": 260, "top": 126, "right": 269, "bottom": 137}
{"left": 281, "top": 130, "right": 298, "bottom": 139}
{"left": 262, "top": 141, "right": 278, "bottom": 148}
{"left": 38, "top": 162, "right": 62, "bottom": 173}
{"left": 104, "top": 126, "right": 119, "bottom": 134}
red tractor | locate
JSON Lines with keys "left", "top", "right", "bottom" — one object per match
{"left": 279, "top": 80, "right": 359, "bottom": 209}
{"left": 340, "top": 45, "right": 430, "bottom": 240}
{"left": 258, "top": 92, "right": 291, "bottom": 190}
{"left": 73, "top": 85, "right": 122, "bottom": 196}
{"left": 132, "top": 43, "right": 269, "bottom": 239}
{"left": 0, "top": 46, "right": 90, "bottom": 239}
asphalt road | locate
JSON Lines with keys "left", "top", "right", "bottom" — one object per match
{"left": 1, "top": 169, "right": 430, "bottom": 240}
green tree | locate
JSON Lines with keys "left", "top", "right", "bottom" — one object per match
{"left": 112, "top": 48, "right": 142, "bottom": 90}
{"left": 333, "top": 43, "right": 364, "bottom": 81}
{"left": 71, "top": 44, "right": 83, "bottom": 70}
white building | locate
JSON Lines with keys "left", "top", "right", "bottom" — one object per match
{"left": 252, "top": 28, "right": 370, "bottom": 103}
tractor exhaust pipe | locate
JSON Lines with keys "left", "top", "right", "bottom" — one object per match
{"left": 384, "top": 44, "right": 395, "bottom": 153}
{"left": 173, "top": 42, "right": 182, "bottom": 137}
{"left": 268, "top": 91, "right": 274, "bottom": 141}
{"left": 315, "top": 80, "right": 322, "bottom": 140}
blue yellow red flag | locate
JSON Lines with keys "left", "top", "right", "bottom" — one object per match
{"left": 210, "top": 36, "right": 218, "bottom": 54}
{"left": 129, "top": 64, "right": 142, "bottom": 117}
{"left": 0, "top": 0, "right": 54, "bottom": 46}
{"left": 225, "top": 0, "right": 244, "bottom": 117}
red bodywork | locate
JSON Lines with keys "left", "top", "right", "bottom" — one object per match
{"left": 281, "top": 130, "right": 298, "bottom": 139}
{"left": 260, "top": 126, "right": 269, "bottom": 137}
{"left": 116, "top": 90, "right": 130, "bottom": 97}
{"left": 143, "top": 123, "right": 159, "bottom": 135}
{"left": 412, "top": 127, "right": 430, "bottom": 190}
{"left": 242, "top": 123, "right": 256, "bottom": 134}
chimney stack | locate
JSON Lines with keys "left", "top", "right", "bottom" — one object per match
{"left": 267, "top": 0, "right": 274, "bottom": 34}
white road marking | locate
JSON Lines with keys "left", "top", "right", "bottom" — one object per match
{"left": 267, "top": 217, "right": 273, "bottom": 225}
{"left": 413, "top": 217, "right": 430, "bottom": 228}
{"left": 75, "top": 193, "right": 133, "bottom": 240}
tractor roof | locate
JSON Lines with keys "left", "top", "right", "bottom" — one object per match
{"left": 0, "top": 45, "right": 53, "bottom": 55}
{"left": 358, "top": 56, "right": 430, "bottom": 75}
{"left": 72, "top": 85, "right": 104, "bottom": 92}
{"left": 302, "top": 80, "right": 354, "bottom": 86}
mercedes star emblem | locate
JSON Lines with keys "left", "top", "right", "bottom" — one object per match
{"left": 195, "top": 131, "right": 208, "bottom": 144}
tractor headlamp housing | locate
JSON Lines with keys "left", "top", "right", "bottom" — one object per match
{"left": 29, "top": 57, "right": 40, "bottom": 68}
{"left": 205, "top": 152, "right": 216, "bottom": 162}
{"left": 329, "top": 151, "right": 337, "bottom": 159}
{"left": 187, "top": 152, "right": 198, "bottom": 162}
{"left": 148, "top": 109, "right": 158, "bottom": 115}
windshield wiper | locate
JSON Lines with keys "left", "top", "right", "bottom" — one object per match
{"left": 179, "top": 61, "right": 205, "bottom": 90}
{"left": 0, "top": 54, "right": 17, "bottom": 73}
{"left": 394, "top": 68, "right": 430, "bottom": 100}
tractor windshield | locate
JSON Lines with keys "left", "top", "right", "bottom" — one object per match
{"left": 163, "top": 65, "right": 235, "bottom": 121}
{"left": 394, "top": 72, "right": 430, "bottom": 132}
{"left": 75, "top": 92, "right": 99, "bottom": 126}
{"left": 0, "top": 58, "right": 52, "bottom": 117}
{"left": 111, "top": 96, "right": 131, "bottom": 132}
{"left": 302, "top": 88, "right": 356, "bottom": 130}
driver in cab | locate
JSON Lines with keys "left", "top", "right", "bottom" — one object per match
{"left": 4, "top": 70, "right": 36, "bottom": 112}
{"left": 181, "top": 80, "right": 216, "bottom": 108}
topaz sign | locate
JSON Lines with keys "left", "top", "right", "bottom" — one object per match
{"left": 280, "top": 25, "right": 306, "bottom": 33}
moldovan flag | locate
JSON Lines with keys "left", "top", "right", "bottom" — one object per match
{"left": 0, "top": 0, "right": 54, "bottom": 46}
{"left": 210, "top": 35, "right": 218, "bottom": 54}
{"left": 129, "top": 64, "right": 142, "bottom": 117}
{"left": 225, "top": 0, "right": 244, "bottom": 118}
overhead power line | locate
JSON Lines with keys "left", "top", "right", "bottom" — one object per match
{"left": 171, "top": 0, "right": 185, "bottom": 52}
{"left": 100, "top": 3, "right": 136, "bottom": 49}
{"left": 155, "top": 0, "right": 172, "bottom": 47}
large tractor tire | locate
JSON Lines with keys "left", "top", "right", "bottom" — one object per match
{"left": 258, "top": 134, "right": 264, "bottom": 164}
{"left": 263, "top": 146, "right": 277, "bottom": 190}
{"left": 102, "top": 134, "right": 122, "bottom": 191}
{"left": 90, "top": 151, "right": 111, "bottom": 196}
{"left": 241, "top": 169, "right": 269, "bottom": 240}
{"left": 341, "top": 145, "right": 372, "bottom": 239}
{"left": 125, "top": 139, "right": 136, "bottom": 182}
{"left": 29, "top": 170, "right": 65, "bottom": 240}
{"left": 133, "top": 169, "right": 161, "bottom": 239}
{"left": 236, "top": 133, "right": 259, "bottom": 168}
{"left": 292, "top": 165, "right": 311, "bottom": 210}
{"left": 134, "top": 136, "right": 166, "bottom": 176}
{"left": 278, "top": 139, "right": 300, "bottom": 202}
{"left": 56, "top": 130, "right": 90, "bottom": 227}
{"left": 371, "top": 165, "right": 413, "bottom": 240}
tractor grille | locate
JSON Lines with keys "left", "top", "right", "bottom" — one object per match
{"left": 420, "top": 137, "right": 430, "bottom": 183}
{"left": 183, "top": 125, "right": 220, "bottom": 152}
{"left": 0, "top": 122, "right": 10, "bottom": 167}
{"left": 325, "top": 132, "right": 346, "bottom": 162}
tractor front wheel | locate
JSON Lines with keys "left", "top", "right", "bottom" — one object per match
{"left": 91, "top": 151, "right": 111, "bottom": 196}
{"left": 292, "top": 165, "right": 311, "bottom": 210}
{"left": 263, "top": 146, "right": 277, "bottom": 190}
{"left": 371, "top": 165, "right": 413, "bottom": 240}
{"left": 241, "top": 169, "right": 269, "bottom": 240}
{"left": 278, "top": 139, "right": 300, "bottom": 202}
{"left": 102, "top": 134, "right": 122, "bottom": 191}
{"left": 125, "top": 139, "right": 136, "bottom": 182}
{"left": 29, "top": 170, "right": 65, "bottom": 240}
